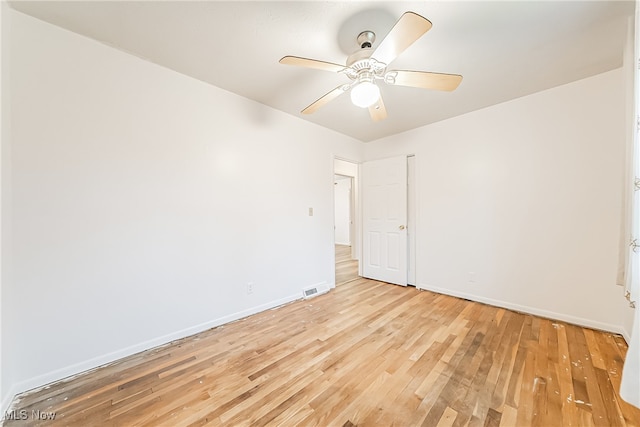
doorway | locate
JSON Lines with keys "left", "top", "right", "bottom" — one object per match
{"left": 334, "top": 158, "right": 359, "bottom": 285}
{"left": 334, "top": 175, "right": 352, "bottom": 246}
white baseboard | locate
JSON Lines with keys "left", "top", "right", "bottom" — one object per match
{"left": 1, "top": 293, "right": 301, "bottom": 415}
{"left": 418, "top": 283, "right": 625, "bottom": 336}
{"left": 621, "top": 325, "right": 632, "bottom": 344}
{"left": 1, "top": 384, "right": 21, "bottom": 419}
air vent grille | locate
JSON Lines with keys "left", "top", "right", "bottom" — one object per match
{"left": 302, "top": 283, "right": 329, "bottom": 299}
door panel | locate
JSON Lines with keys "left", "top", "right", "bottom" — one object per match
{"left": 362, "top": 156, "right": 408, "bottom": 286}
{"left": 369, "top": 232, "right": 381, "bottom": 267}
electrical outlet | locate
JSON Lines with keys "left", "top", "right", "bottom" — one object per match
{"left": 468, "top": 272, "right": 477, "bottom": 284}
{"left": 247, "top": 282, "right": 254, "bottom": 294}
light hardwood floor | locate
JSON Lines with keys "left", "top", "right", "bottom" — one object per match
{"left": 5, "top": 279, "right": 640, "bottom": 426}
{"left": 335, "top": 244, "right": 358, "bottom": 286}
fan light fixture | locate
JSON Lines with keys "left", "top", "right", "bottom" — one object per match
{"left": 350, "top": 81, "right": 380, "bottom": 108}
{"left": 279, "top": 12, "right": 463, "bottom": 120}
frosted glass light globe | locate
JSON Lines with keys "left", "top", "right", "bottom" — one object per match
{"left": 350, "top": 82, "right": 380, "bottom": 108}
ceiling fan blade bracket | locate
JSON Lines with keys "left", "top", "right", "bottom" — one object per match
{"left": 384, "top": 71, "right": 398, "bottom": 85}
{"left": 371, "top": 59, "right": 387, "bottom": 75}
{"left": 341, "top": 68, "right": 358, "bottom": 80}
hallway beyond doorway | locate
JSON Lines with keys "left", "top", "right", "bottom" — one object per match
{"left": 335, "top": 244, "right": 358, "bottom": 285}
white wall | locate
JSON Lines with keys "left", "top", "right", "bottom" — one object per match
{"left": 365, "top": 68, "right": 632, "bottom": 333}
{"left": 2, "top": 9, "right": 363, "bottom": 409}
{"left": 334, "top": 177, "right": 351, "bottom": 245}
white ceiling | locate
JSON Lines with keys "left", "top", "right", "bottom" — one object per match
{"left": 10, "top": 0, "right": 635, "bottom": 142}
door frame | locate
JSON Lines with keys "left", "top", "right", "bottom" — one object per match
{"left": 358, "top": 154, "right": 417, "bottom": 286}
{"left": 331, "top": 154, "right": 417, "bottom": 285}
{"left": 333, "top": 157, "right": 361, "bottom": 265}
{"left": 407, "top": 155, "right": 417, "bottom": 286}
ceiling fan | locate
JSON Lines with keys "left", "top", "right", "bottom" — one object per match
{"left": 279, "top": 12, "right": 462, "bottom": 122}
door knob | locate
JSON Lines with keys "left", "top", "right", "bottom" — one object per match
{"left": 399, "top": 225, "right": 406, "bottom": 230}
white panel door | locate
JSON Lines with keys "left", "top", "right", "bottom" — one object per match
{"left": 362, "top": 156, "right": 408, "bottom": 286}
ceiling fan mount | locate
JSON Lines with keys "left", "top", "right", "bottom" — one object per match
{"left": 280, "top": 12, "right": 463, "bottom": 121}
{"left": 356, "top": 30, "right": 376, "bottom": 48}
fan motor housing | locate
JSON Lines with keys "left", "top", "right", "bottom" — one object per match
{"left": 346, "top": 49, "right": 387, "bottom": 81}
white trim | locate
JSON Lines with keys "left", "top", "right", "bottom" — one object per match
{"left": 1, "top": 293, "right": 301, "bottom": 413}
{"left": 621, "top": 323, "right": 633, "bottom": 344}
{"left": 418, "top": 283, "right": 625, "bottom": 336}
{"left": 1, "top": 384, "right": 20, "bottom": 418}
{"left": 407, "top": 154, "right": 417, "bottom": 286}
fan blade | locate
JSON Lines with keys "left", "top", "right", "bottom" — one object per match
{"left": 369, "top": 96, "right": 387, "bottom": 122}
{"left": 389, "top": 70, "right": 462, "bottom": 91}
{"left": 279, "top": 56, "right": 345, "bottom": 73}
{"left": 372, "top": 12, "right": 432, "bottom": 66}
{"left": 302, "top": 84, "right": 349, "bottom": 114}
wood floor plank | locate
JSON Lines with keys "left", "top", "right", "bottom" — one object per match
{"left": 435, "top": 406, "right": 458, "bottom": 427}
{"left": 514, "top": 348, "right": 536, "bottom": 426}
{"left": 335, "top": 244, "right": 359, "bottom": 285}
{"left": 499, "top": 404, "right": 518, "bottom": 427}
{"left": 544, "top": 321, "right": 563, "bottom": 424}
{"left": 5, "top": 270, "right": 640, "bottom": 427}
{"left": 483, "top": 407, "right": 502, "bottom": 427}
{"left": 489, "top": 311, "right": 525, "bottom": 410}
{"left": 556, "top": 322, "right": 579, "bottom": 426}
